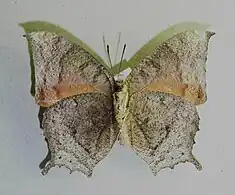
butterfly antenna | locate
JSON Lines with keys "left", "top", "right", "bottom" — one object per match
{"left": 117, "top": 44, "right": 126, "bottom": 80}
{"left": 107, "top": 45, "right": 113, "bottom": 68}
{"left": 114, "top": 32, "right": 121, "bottom": 65}
{"left": 102, "top": 34, "right": 112, "bottom": 67}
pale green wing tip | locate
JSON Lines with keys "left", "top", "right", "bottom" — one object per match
{"left": 128, "top": 21, "right": 212, "bottom": 69}
{"left": 110, "top": 59, "right": 129, "bottom": 76}
{"left": 168, "top": 21, "right": 210, "bottom": 31}
{"left": 19, "top": 21, "right": 74, "bottom": 38}
{"left": 19, "top": 21, "right": 59, "bottom": 31}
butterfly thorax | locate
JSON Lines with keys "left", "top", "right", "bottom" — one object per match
{"left": 113, "top": 81, "right": 131, "bottom": 145}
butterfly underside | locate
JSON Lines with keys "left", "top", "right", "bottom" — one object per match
{"left": 21, "top": 21, "right": 214, "bottom": 176}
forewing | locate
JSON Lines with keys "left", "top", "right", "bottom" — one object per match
{"left": 25, "top": 31, "right": 114, "bottom": 107}
{"left": 22, "top": 26, "right": 118, "bottom": 176}
{"left": 126, "top": 30, "right": 215, "bottom": 105}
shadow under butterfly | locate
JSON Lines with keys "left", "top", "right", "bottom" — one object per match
{"left": 20, "top": 21, "right": 215, "bottom": 177}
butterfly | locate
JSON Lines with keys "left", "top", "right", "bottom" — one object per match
{"left": 20, "top": 21, "right": 214, "bottom": 177}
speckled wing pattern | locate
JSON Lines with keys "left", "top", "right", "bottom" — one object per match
{"left": 117, "top": 30, "right": 214, "bottom": 175}
{"left": 21, "top": 21, "right": 214, "bottom": 177}
{"left": 25, "top": 31, "right": 118, "bottom": 177}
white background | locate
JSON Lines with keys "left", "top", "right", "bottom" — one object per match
{"left": 0, "top": 0, "right": 233, "bottom": 194}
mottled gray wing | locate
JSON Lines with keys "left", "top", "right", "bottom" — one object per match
{"left": 41, "top": 93, "right": 117, "bottom": 177}
{"left": 25, "top": 31, "right": 118, "bottom": 177}
{"left": 123, "top": 91, "right": 201, "bottom": 175}
{"left": 117, "top": 30, "right": 214, "bottom": 175}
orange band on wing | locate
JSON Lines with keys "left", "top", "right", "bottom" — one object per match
{"left": 36, "top": 83, "right": 100, "bottom": 107}
{"left": 142, "top": 78, "right": 206, "bottom": 105}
